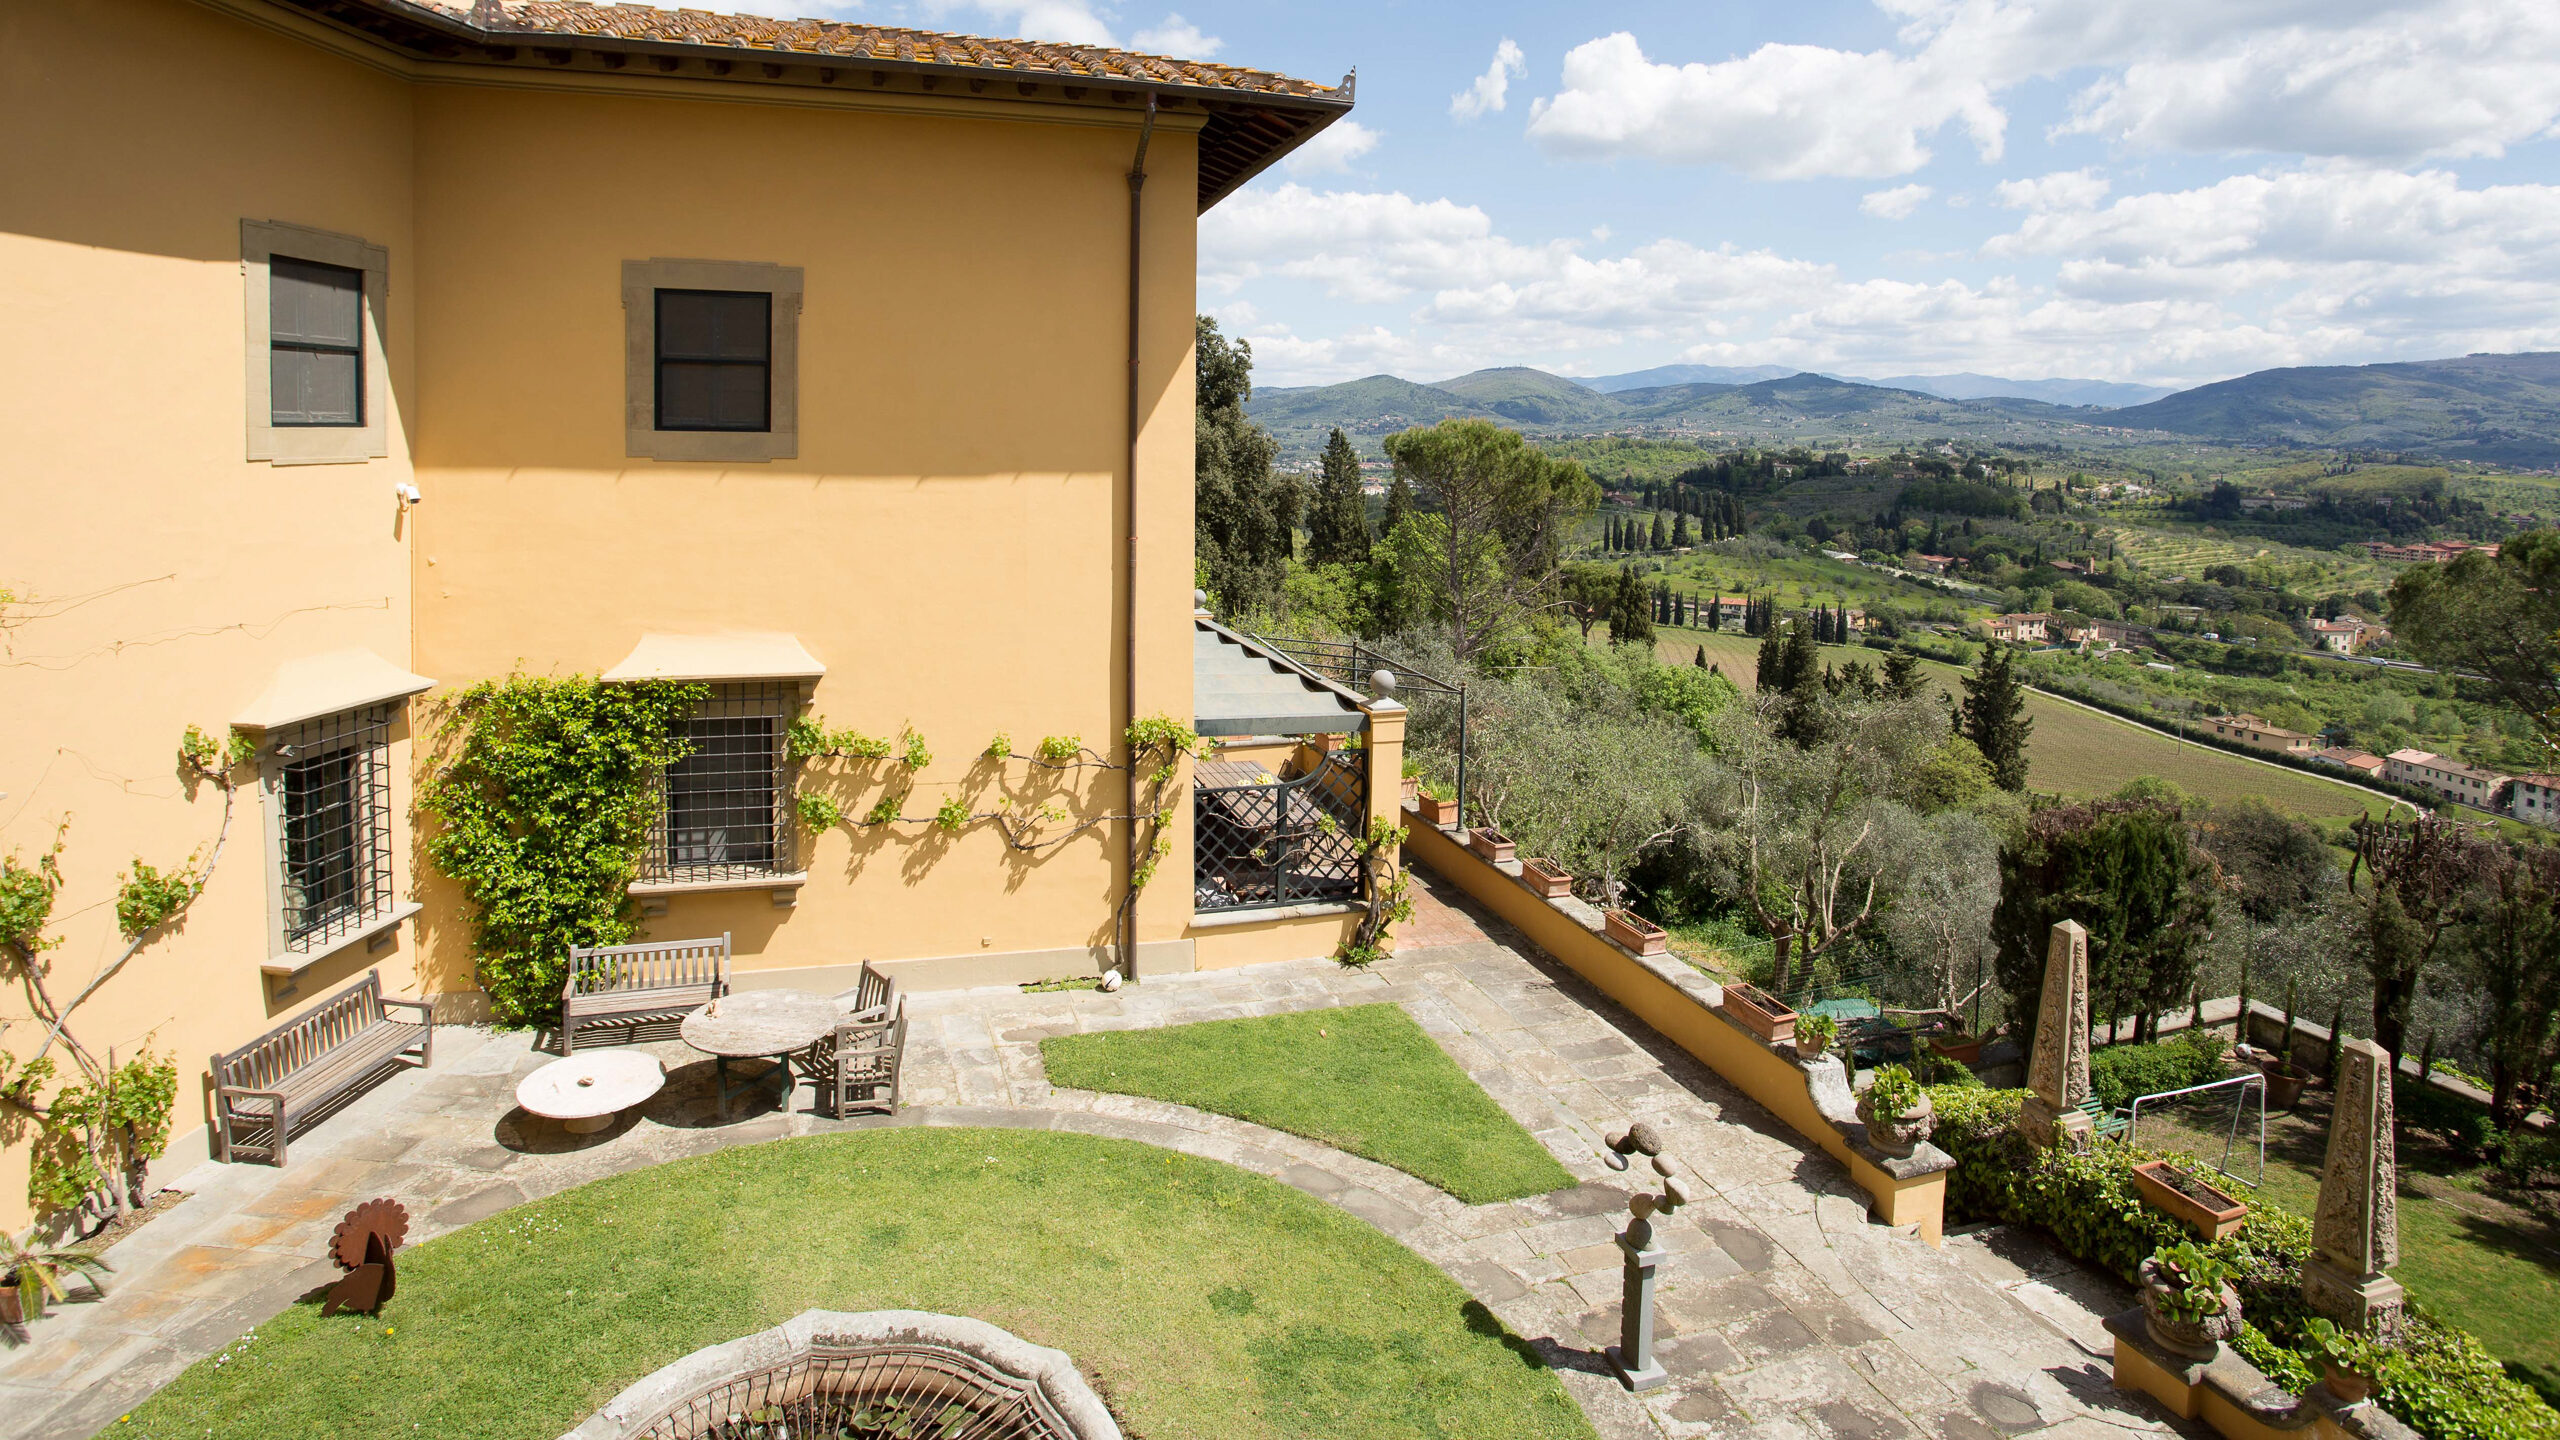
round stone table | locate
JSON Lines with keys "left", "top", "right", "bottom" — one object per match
{"left": 680, "top": 990, "right": 839, "bottom": 1116}
{"left": 517, "top": 1050, "right": 665, "bottom": 1133}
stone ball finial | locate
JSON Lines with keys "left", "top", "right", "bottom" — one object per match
{"left": 1372, "top": 669, "right": 1398, "bottom": 697}
{"left": 1193, "top": 589, "right": 1210, "bottom": 611}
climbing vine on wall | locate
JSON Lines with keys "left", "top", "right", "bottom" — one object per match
{"left": 0, "top": 725, "right": 248, "bottom": 1221}
{"left": 417, "top": 676, "right": 705, "bottom": 1027}
{"left": 1336, "top": 816, "right": 1415, "bottom": 968}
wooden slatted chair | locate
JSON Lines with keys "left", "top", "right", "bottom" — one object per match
{"left": 833, "top": 961, "right": 901, "bottom": 1024}
{"left": 802, "top": 1015, "right": 907, "bottom": 1119}
{"left": 561, "top": 933, "right": 730, "bottom": 1054}
{"left": 211, "top": 969, "right": 432, "bottom": 1166}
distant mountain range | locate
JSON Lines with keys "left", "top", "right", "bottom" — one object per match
{"left": 1245, "top": 353, "right": 2560, "bottom": 466}
{"left": 1572, "top": 365, "right": 2172, "bottom": 408}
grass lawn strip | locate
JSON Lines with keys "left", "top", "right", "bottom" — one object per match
{"left": 1041, "top": 1003, "right": 1576, "bottom": 1205}
{"left": 124, "top": 1128, "right": 1594, "bottom": 1440}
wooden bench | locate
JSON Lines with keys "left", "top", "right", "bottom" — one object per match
{"left": 562, "top": 933, "right": 730, "bottom": 1054}
{"left": 211, "top": 969, "right": 432, "bottom": 1166}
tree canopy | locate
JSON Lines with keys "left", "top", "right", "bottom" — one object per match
{"left": 1194, "top": 317, "right": 1299, "bottom": 616}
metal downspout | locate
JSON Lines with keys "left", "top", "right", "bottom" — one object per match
{"left": 1120, "top": 96, "right": 1157, "bottom": 980}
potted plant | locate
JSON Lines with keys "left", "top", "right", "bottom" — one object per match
{"left": 1927, "top": 1031, "right": 1984, "bottom": 1065}
{"left": 1795, "top": 1010, "right": 1839, "bottom": 1062}
{"left": 1603, "top": 907, "right": 1668, "bottom": 956}
{"left": 2131, "top": 1159, "right": 2251, "bottom": 1241}
{"left": 2260, "top": 1055, "right": 2310, "bottom": 1110}
{"left": 2299, "top": 1318, "right": 2379, "bottom": 1404}
{"left": 1467, "top": 826, "right": 1516, "bottom": 864}
{"left": 1856, "top": 1063, "right": 1935, "bottom": 1157}
{"left": 2138, "top": 1242, "right": 2242, "bottom": 1360}
{"left": 1415, "top": 780, "right": 1459, "bottom": 828}
{"left": 1521, "top": 856, "right": 1572, "bottom": 899}
{"left": 1721, "top": 982, "right": 1797, "bottom": 1046}
{"left": 0, "top": 1228, "right": 110, "bottom": 1327}
{"left": 1400, "top": 758, "right": 1420, "bottom": 806}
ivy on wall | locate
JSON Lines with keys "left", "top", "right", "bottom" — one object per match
{"left": 418, "top": 676, "right": 705, "bottom": 1026}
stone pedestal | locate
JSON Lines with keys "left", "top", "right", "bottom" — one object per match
{"left": 2303, "top": 1259, "right": 2405, "bottom": 1343}
{"left": 2019, "top": 1094, "right": 2096, "bottom": 1152}
{"left": 1606, "top": 1231, "right": 1670, "bottom": 1391}
{"left": 2019, "top": 920, "right": 2094, "bottom": 1150}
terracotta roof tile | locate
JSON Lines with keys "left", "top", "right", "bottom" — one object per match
{"left": 433, "top": 0, "right": 1344, "bottom": 98}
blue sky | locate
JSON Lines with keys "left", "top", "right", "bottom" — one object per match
{"left": 731, "top": 0, "right": 2560, "bottom": 389}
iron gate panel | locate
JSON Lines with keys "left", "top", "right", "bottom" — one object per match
{"left": 1193, "top": 751, "right": 1365, "bottom": 912}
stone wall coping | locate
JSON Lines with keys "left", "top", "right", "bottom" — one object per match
{"left": 1405, "top": 805, "right": 1951, "bottom": 1182}
{"left": 2103, "top": 1309, "right": 2420, "bottom": 1440}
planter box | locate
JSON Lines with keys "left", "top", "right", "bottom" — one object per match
{"left": 1929, "top": 1034, "right": 1984, "bottom": 1065}
{"left": 1603, "top": 908, "right": 1667, "bottom": 957}
{"left": 1467, "top": 827, "right": 1516, "bottom": 864}
{"left": 1722, "top": 982, "right": 1796, "bottom": 1046}
{"left": 1416, "top": 793, "right": 1459, "bottom": 827}
{"left": 2131, "top": 1159, "right": 2250, "bottom": 1241}
{"left": 1520, "top": 857, "right": 1572, "bottom": 899}
{"left": 1400, "top": 776, "right": 1419, "bottom": 805}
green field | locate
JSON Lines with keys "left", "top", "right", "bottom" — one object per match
{"left": 1645, "top": 628, "right": 2386, "bottom": 818}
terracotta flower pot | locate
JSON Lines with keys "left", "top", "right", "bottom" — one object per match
{"left": 1929, "top": 1034, "right": 1984, "bottom": 1065}
{"left": 2131, "top": 1159, "right": 2250, "bottom": 1241}
{"left": 2322, "top": 1362, "right": 2373, "bottom": 1405}
{"left": 2262, "top": 1061, "right": 2308, "bottom": 1110}
{"left": 1417, "top": 793, "right": 1459, "bottom": 827}
{"left": 1721, "top": 982, "right": 1797, "bottom": 1046}
{"left": 1603, "top": 908, "right": 1668, "bottom": 957}
{"left": 2138, "top": 1257, "right": 2242, "bottom": 1360}
{"left": 1400, "top": 776, "right": 1419, "bottom": 805}
{"left": 0, "top": 1278, "right": 28, "bottom": 1326}
{"left": 1467, "top": 827, "right": 1517, "bottom": 864}
{"left": 1856, "top": 1091, "right": 1935, "bottom": 1158}
{"left": 1796, "top": 1032, "right": 1832, "bottom": 1062}
{"left": 1521, "top": 857, "right": 1571, "bottom": 899}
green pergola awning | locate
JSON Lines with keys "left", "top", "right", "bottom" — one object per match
{"left": 1193, "top": 619, "right": 1369, "bottom": 737}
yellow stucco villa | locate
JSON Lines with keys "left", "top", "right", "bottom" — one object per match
{"left": 0, "top": 0, "right": 1391, "bottom": 1225}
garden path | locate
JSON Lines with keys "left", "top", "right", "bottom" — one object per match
{"left": 0, "top": 868, "right": 2183, "bottom": 1440}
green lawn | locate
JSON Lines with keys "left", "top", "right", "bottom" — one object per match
{"left": 1650, "top": 628, "right": 2383, "bottom": 819}
{"left": 1041, "top": 1004, "right": 1575, "bottom": 1204}
{"left": 125, "top": 1129, "right": 1594, "bottom": 1440}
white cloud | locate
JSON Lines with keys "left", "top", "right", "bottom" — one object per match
{"left": 1450, "top": 39, "right": 1526, "bottom": 121}
{"left": 1525, "top": 32, "right": 2003, "bottom": 179}
{"left": 1523, "top": 0, "right": 2560, "bottom": 178}
{"left": 1213, "top": 168, "right": 2560, "bottom": 389}
{"left": 1282, "top": 120, "right": 1381, "bottom": 176}
{"left": 1132, "top": 13, "right": 1221, "bottom": 57}
{"left": 1861, "top": 184, "right": 1934, "bottom": 220}
{"left": 920, "top": 0, "right": 1115, "bottom": 46}
{"left": 1993, "top": 170, "right": 2111, "bottom": 213}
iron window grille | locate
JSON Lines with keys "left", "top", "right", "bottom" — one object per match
{"left": 277, "top": 704, "right": 395, "bottom": 951}
{"left": 648, "top": 683, "right": 794, "bottom": 883}
{"left": 655, "top": 288, "right": 772, "bottom": 432}
{"left": 269, "top": 255, "right": 364, "bottom": 427}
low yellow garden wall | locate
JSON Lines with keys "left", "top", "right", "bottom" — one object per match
{"left": 1403, "top": 809, "right": 1950, "bottom": 1246}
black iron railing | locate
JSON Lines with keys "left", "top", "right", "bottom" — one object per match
{"left": 1192, "top": 751, "right": 1366, "bottom": 912}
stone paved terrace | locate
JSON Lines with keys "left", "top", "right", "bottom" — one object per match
{"left": 1, "top": 868, "right": 2185, "bottom": 1439}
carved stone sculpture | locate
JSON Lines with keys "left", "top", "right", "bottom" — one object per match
{"left": 2018, "top": 920, "right": 2096, "bottom": 1151}
{"left": 2303, "top": 1037, "right": 2405, "bottom": 1340}
{"left": 1601, "top": 1122, "right": 1692, "bottom": 1391}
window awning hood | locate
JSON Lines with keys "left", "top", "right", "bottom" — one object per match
{"left": 602, "top": 632, "right": 827, "bottom": 684}
{"left": 233, "top": 648, "right": 434, "bottom": 731}
{"left": 1193, "top": 618, "right": 1369, "bottom": 737}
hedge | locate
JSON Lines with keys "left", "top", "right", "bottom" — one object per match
{"left": 1928, "top": 1086, "right": 2560, "bottom": 1440}
{"left": 2089, "top": 1029, "right": 2236, "bottom": 1112}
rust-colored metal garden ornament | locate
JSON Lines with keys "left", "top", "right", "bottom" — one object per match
{"left": 322, "top": 1197, "right": 409, "bottom": 1317}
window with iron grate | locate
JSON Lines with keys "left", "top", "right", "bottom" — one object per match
{"left": 276, "top": 705, "right": 395, "bottom": 950}
{"left": 649, "top": 683, "right": 794, "bottom": 882}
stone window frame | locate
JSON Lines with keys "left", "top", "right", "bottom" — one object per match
{"left": 242, "top": 220, "right": 391, "bottom": 465}
{"left": 624, "top": 259, "right": 802, "bottom": 462}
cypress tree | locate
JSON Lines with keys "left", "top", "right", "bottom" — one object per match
{"left": 1608, "top": 566, "right": 1655, "bottom": 646}
{"left": 1305, "top": 427, "right": 1372, "bottom": 567}
{"left": 1881, "top": 650, "right": 1924, "bottom": 700}
{"left": 1960, "top": 644, "right": 2034, "bottom": 791}
{"left": 1756, "top": 628, "right": 1784, "bottom": 690}
{"left": 1383, "top": 470, "right": 1416, "bottom": 537}
{"left": 1673, "top": 511, "right": 1691, "bottom": 547}
{"left": 1650, "top": 512, "right": 1668, "bottom": 549}
{"left": 1695, "top": 644, "right": 1709, "bottom": 668}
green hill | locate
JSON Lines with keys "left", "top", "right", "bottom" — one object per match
{"left": 2107, "top": 353, "right": 2560, "bottom": 466}
{"left": 1425, "top": 367, "right": 1625, "bottom": 426}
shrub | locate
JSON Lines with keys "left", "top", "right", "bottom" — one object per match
{"left": 1928, "top": 1084, "right": 2559, "bottom": 1440}
{"left": 2494, "top": 1130, "right": 2560, "bottom": 1187}
{"left": 2088, "top": 1027, "right": 2233, "bottom": 1112}
{"left": 2396, "top": 1078, "right": 2504, "bottom": 1163}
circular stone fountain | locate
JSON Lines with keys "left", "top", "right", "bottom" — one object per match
{"left": 560, "top": 1310, "right": 1123, "bottom": 1440}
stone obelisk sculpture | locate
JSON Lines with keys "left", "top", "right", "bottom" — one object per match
{"left": 2019, "top": 920, "right": 2096, "bottom": 1151}
{"left": 2304, "top": 1036, "right": 2405, "bottom": 1340}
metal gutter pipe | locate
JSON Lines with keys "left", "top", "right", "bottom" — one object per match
{"left": 1120, "top": 95, "right": 1157, "bottom": 980}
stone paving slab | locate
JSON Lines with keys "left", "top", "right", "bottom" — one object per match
{"left": 0, "top": 870, "right": 2184, "bottom": 1440}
